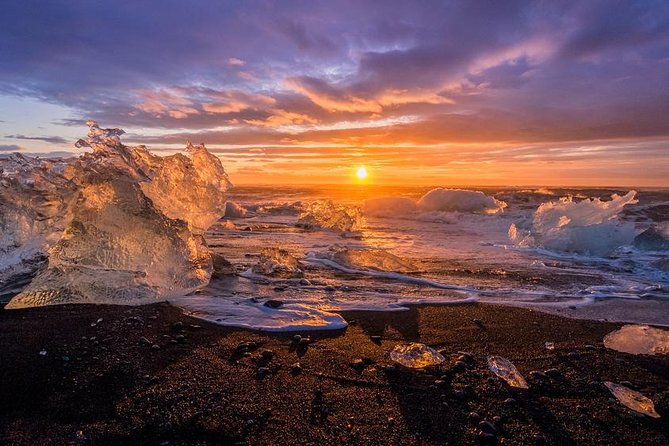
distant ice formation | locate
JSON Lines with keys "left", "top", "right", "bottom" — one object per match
{"left": 417, "top": 188, "right": 506, "bottom": 214}
{"left": 251, "top": 247, "right": 303, "bottom": 277}
{"left": 364, "top": 188, "right": 506, "bottom": 218}
{"left": 509, "top": 191, "right": 638, "bottom": 256}
{"left": 298, "top": 199, "right": 364, "bottom": 232}
{"left": 3, "top": 121, "right": 231, "bottom": 308}
{"left": 224, "top": 201, "right": 248, "bottom": 218}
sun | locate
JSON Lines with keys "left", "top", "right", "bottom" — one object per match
{"left": 356, "top": 166, "right": 369, "bottom": 181}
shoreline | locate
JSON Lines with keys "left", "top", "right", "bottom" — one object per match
{"left": 1, "top": 301, "right": 667, "bottom": 445}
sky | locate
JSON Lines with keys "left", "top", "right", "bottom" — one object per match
{"left": 0, "top": 0, "right": 668, "bottom": 186}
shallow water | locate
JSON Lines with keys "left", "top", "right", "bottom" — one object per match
{"left": 176, "top": 185, "right": 669, "bottom": 330}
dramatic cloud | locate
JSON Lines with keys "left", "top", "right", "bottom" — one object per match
{"left": 6, "top": 134, "right": 68, "bottom": 144}
{"left": 0, "top": 0, "right": 667, "bottom": 185}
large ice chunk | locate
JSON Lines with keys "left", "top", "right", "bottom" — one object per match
{"left": 603, "top": 324, "right": 669, "bottom": 355}
{"left": 4, "top": 121, "right": 229, "bottom": 308}
{"left": 509, "top": 191, "right": 638, "bottom": 256}
{"left": 1, "top": 154, "right": 79, "bottom": 285}
{"left": 132, "top": 142, "right": 231, "bottom": 233}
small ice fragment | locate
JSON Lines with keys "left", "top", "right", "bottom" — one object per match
{"left": 390, "top": 343, "right": 445, "bottom": 368}
{"left": 545, "top": 342, "right": 555, "bottom": 351}
{"left": 603, "top": 325, "right": 669, "bottom": 355}
{"left": 487, "top": 355, "right": 529, "bottom": 389}
{"left": 604, "top": 381, "right": 660, "bottom": 418}
{"left": 39, "top": 350, "right": 47, "bottom": 356}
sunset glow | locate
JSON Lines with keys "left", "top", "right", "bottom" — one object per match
{"left": 0, "top": 1, "right": 667, "bottom": 187}
{"left": 356, "top": 166, "right": 369, "bottom": 181}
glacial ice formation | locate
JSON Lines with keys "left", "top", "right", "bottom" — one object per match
{"left": 604, "top": 381, "right": 660, "bottom": 418}
{"left": 417, "top": 188, "right": 506, "bottom": 214}
{"left": 603, "top": 324, "right": 669, "bottom": 355}
{"left": 364, "top": 188, "right": 506, "bottom": 218}
{"left": 509, "top": 191, "right": 638, "bottom": 256}
{"left": 3, "top": 121, "right": 230, "bottom": 308}
{"left": 251, "top": 247, "right": 303, "bottom": 277}
{"left": 487, "top": 355, "right": 529, "bottom": 388}
{"left": 224, "top": 201, "right": 248, "bottom": 219}
{"left": 0, "top": 154, "right": 78, "bottom": 285}
{"left": 390, "top": 343, "right": 445, "bottom": 368}
{"left": 325, "top": 247, "right": 417, "bottom": 273}
{"left": 298, "top": 200, "right": 364, "bottom": 232}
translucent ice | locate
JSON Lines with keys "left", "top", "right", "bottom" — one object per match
{"left": 487, "top": 355, "right": 529, "bottom": 388}
{"left": 509, "top": 191, "right": 638, "bottom": 256}
{"left": 327, "top": 247, "right": 417, "bottom": 272}
{"left": 604, "top": 381, "right": 660, "bottom": 418}
{"left": 390, "top": 343, "right": 445, "bottom": 368}
{"left": 298, "top": 200, "right": 364, "bottom": 232}
{"left": 251, "top": 247, "right": 302, "bottom": 277}
{"left": 603, "top": 325, "right": 669, "bottom": 355}
{"left": 5, "top": 121, "right": 229, "bottom": 308}
{"left": 0, "top": 154, "right": 78, "bottom": 284}
{"left": 133, "top": 142, "right": 231, "bottom": 233}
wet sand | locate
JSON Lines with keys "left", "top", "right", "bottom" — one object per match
{"left": 0, "top": 302, "right": 667, "bottom": 445}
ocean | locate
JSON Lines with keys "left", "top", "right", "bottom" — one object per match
{"left": 172, "top": 185, "right": 669, "bottom": 331}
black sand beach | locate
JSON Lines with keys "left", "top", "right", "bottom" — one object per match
{"left": 1, "top": 302, "right": 667, "bottom": 445}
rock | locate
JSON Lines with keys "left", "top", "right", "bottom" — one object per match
{"left": 544, "top": 368, "right": 562, "bottom": 378}
{"left": 172, "top": 321, "right": 184, "bottom": 330}
{"left": 473, "top": 318, "right": 485, "bottom": 328}
{"left": 151, "top": 344, "right": 161, "bottom": 351}
{"left": 291, "top": 362, "right": 302, "bottom": 374}
{"left": 453, "top": 389, "right": 467, "bottom": 400}
{"left": 174, "top": 334, "right": 185, "bottom": 342}
{"left": 260, "top": 349, "right": 274, "bottom": 360}
{"left": 530, "top": 370, "right": 548, "bottom": 380}
{"left": 457, "top": 352, "right": 474, "bottom": 363}
{"left": 139, "top": 337, "right": 152, "bottom": 346}
{"left": 534, "top": 434, "right": 547, "bottom": 445}
{"left": 479, "top": 432, "right": 495, "bottom": 443}
{"left": 298, "top": 337, "right": 311, "bottom": 345}
{"left": 324, "top": 285, "right": 336, "bottom": 292}
{"left": 478, "top": 420, "right": 497, "bottom": 435}
{"left": 503, "top": 397, "right": 516, "bottom": 406}
{"left": 292, "top": 334, "right": 302, "bottom": 343}
{"left": 468, "top": 412, "right": 481, "bottom": 425}
{"left": 370, "top": 335, "right": 382, "bottom": 343}
{"left": 263, "top": 299, "right": 284, "bottom": 308}
{"left": 189, "top": 324, "right": 201, "bottom": 329}
{"left": 256, "top": 367, "right": 269, "bottom": 378}
{"left": 351, "top": 359, "right": 366, "bottom": 370}
{"left": 453, "top": 360, "right": 467, "bottom": 371}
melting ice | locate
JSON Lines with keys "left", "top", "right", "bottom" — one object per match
{"left": 2, "top": 121, "right": 230, "bottom": 308}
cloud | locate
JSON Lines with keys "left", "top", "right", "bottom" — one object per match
{"left": 228, "top": 57, "right": 246, "bottom": 66}
{"left": 0, "top": 144, "right": 22, "bottom": 151}
{"left": 0, "top": 0, "right": 667, "bottom": 185}
{"left": 5, "top": 134, "right": 68, "bottom": 144}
